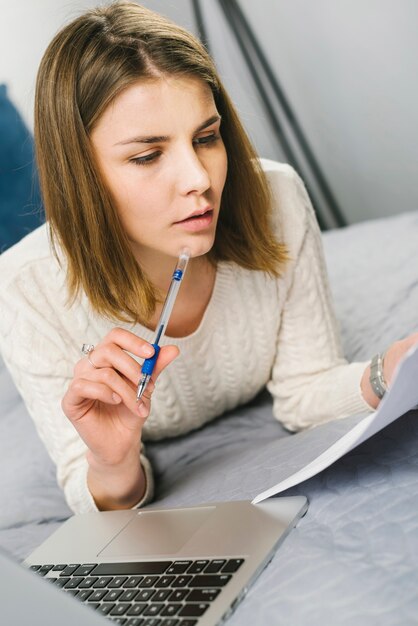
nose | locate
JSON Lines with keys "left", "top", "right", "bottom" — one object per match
{"left": 175, "top": 147, "right": 211, "bottom": 196}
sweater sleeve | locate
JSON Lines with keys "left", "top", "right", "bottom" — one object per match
{"left": 0, "top": 257, "right": 154, "bottom": 514}
{"left": 266, "top": 166, "right": 374, "bottom": 431}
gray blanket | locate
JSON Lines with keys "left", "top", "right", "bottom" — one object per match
{"left": 1, "top": 210, "right": 418, "bottom": 625}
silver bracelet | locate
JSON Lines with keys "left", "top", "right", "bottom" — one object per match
{"left": 369, "top": 353, "right": 388, "bottom": 400}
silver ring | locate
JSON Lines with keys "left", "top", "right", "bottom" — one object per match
{"left": 81, "top": 343, "right": 98, "bottom": 369}
{"left": 81, "top": 343, "right": 95, "bottom": 356}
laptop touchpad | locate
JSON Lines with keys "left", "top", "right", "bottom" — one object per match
{"left": 98, "top": 506, "right": 216, "bottom": 557}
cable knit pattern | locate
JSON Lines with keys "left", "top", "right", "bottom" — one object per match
{"left": 0, "top": 159, "right": 373, "bottom": 514}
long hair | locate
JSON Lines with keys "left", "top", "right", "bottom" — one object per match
{"left": 34, "top": 0, "right": 288, "bottom": 324}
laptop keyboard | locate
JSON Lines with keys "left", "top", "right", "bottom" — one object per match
{"left": 30, "top": 558, "right": 245, "bottom": 625}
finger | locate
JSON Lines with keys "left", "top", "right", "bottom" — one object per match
{"left": 73, "top": 367, "right": 140, "bottom": 416}
{"left": 135, "top": 376, "right": 156, "bottom": 417}
{"left": 78, "top": 342, "right": 144, "bottom": 387}
{"left": 100, "top": 327, "right": 156, "bottom": 360}
{"left": 63, "top": 379, "right": 122, "bottom": 422}
{"left": 152, "top": 345, "right": 180, "bottom": 380}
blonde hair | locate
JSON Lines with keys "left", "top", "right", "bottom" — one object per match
{"left": 34, "top": 0, "right": 288, "bottom": 324}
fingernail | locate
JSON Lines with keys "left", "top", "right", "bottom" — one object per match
{"left": 143, "top": 345, "right": 154, "bottom": 357}
{"left": 112, "top": 393, "right": 122, "bottom": 403}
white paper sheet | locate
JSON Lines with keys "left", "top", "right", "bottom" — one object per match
{"left": 253, "top": 342, "right": 418, "bottom": 503}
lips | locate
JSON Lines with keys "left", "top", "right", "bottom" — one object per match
{"left": 175, "top": 209, "right": 213, "bottom": 223}
{"left": 173, "top": 208, "right": 214, "bottom": 232}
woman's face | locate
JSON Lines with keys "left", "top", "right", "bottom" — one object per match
{"left": 91, "top": 75, "right": 228, "bottom": 266}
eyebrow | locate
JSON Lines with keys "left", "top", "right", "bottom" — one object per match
{"left": 114, "top": 114, "right": 221, "bottom": 146}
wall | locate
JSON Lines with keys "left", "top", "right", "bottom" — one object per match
{"left": 199, "top": 0, "right": 418, "bottom": 224}
{"left": 1, "top": 0, "right": 417, "bottom": 224}
{"left": 0, "top": 0, "right": 196, "bottom": 126}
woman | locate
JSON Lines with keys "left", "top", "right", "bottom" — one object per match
{"left": 0, "top": 1, "right": 416, "bottom": 514}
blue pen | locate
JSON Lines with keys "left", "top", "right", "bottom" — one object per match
{"left": 136, "top": 248, "right": 190, "bottom": 401}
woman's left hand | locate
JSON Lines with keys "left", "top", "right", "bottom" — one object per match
{"left": 361, "top": 331, "right": 418, "bottom": 409}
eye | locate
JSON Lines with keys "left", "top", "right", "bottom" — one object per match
{"left": 130, "top": 151, "right": 161, "bottom": 166}
{"left": 193, "top": 133, "right": 221, "bottom": 147}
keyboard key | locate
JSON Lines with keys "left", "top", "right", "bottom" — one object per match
{"left": 127, "top": 603, "right": 147, "bottom": 616}
{"left": 54, "top": 577, "right": 70, "bottom": 588}
{"left": 135, "top": 589, "right": 155, "bottom": 602}
{"left": 39, "top": 564, "right": 54, "bottom": 574}
{"left": 172, "top": 576, "right": 192, "bottom": 588}
{"left": 143, "top": 603, "right": 164, "bottom": 616}
{"left": 77, "top": 589, "right": 93, "bottom": 601}
{"left": 124, "top": 576, "right": 144, "bottom": 588}
{"left": 110, "top": 603, "right": 130, "bottom": 616}
{"left": 93, "top": 576, "right": 112, "bottom": 588}
{"left": 73, "top": 564, "right": 97, "bottom": 576}
{"left": 119, "top": 589, "right": 139, "bottom": 602}
{"left": 161, "top": 603, "right": 181, "bottom": 616}
{"left": 141, "top": 619, "right": 162, "bottom": 626}
{"left": 125, "top": 619, "right": 144, "bottom": 626}
{"left": 139, "top": 576, "right": 159, "bottom": 588}
{"left": 155, "top": 575, "right": 175, "bottom": 588}
{"left": 153, "top": 589, "right": 171, "bottom": 602}
{"left": 78, "top": 577, "right": 98, "bottom": 588}
{"left": 109, "top": 576, "right": 128, "bottom": 588}
{"left": 168, "top": 589, "right": 189, "bottom": 602}
{"left": 160, "top": 619, "right": 180, "bottom": 626}
{"left": 104, "top": 589, "right": 124, "bottom": 602}
{"left": 29, "top": 565, "right": 41, "bottom": 571}
{"left": 186, "top": 588, "right": 220, "bottom": 602}
{"left": 88, "top": 589, "right": 108, "bottom": 602}
{"left": 178, "top": 603, "right": 209, "bottom": 617}
{"left": 221, "top": 558, "right": 245, "bottom": 573}
{"left": 203, "top": 560, "right": 226, "bottom": 574}
{"left": 96, "top": 603, "right": 115, "bottom": 615}
{"left": 64, "top": 577, "right": 83, "bottom": 589}
{"left": 187, "top": 561, "right": 208, "bottom": 574}
{"left": 92, "top": 562, "right": 172, "bottom": 576}
{"left": 179, "top": 621, "right": 198, "bottom": 626}
{"left": 111, "top": 619, "right": 127, "bottom": 625}
{"left": 60, "top": 564, "right": 80, "bottom": 576}
{"left": 166, "top": 561, "right": 191, "bottom": 575}
{"left": 190, "top": 574, "right": 231, "bottom": 587}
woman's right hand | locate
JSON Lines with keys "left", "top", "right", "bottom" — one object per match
{"left": 361, "top": 331, "right": 418, "bottom": 409}
{"left": 62, "top": 327, "right": 179, "bottom": 467}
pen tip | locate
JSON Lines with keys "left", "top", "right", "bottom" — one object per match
{"left": 136, "top": 383, "right": 145, "bottom": 402}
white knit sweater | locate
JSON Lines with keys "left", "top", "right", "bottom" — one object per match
{"left": 0, "top": 160, "right": 372, "bottom": 514}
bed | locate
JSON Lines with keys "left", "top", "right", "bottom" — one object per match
{"left": 1, "top": 205, "right": 418, "bottom": 625}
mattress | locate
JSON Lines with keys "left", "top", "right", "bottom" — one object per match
{"left": 1, "top": 210, "right": 418, "bottom": 625}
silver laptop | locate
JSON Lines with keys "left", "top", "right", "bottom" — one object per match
{"left": 23, "top": 497, "right": 308, "bottom": 626}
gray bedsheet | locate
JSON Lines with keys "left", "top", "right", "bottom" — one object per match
{"left": 1, "top": 210, "right": 418, "bottom": 625}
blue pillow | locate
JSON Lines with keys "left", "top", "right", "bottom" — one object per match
{"left": 0, "top": 84, "right": 44, "bottom": 252}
